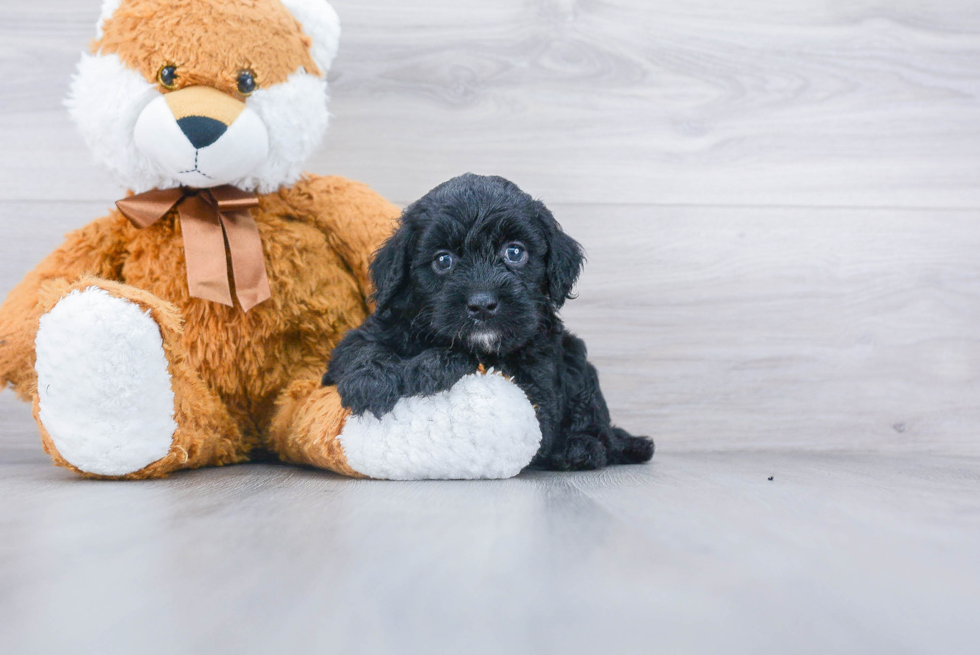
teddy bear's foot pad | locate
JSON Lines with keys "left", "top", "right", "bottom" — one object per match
{"left": 35, "top": 287, "right": 177, "bottom": 476}
{"left": 338, "top": 372, "right": 542, "bottom": 480}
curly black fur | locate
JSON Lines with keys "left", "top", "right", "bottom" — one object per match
{"left": 323, "top": 173, "right": 653, "bottom": 471}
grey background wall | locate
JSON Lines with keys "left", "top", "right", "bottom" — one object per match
{"left": 3, "top": 0, "right": 978, "bottom": 453}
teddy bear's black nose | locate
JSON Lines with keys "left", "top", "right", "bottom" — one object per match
{"left": 177, "top": 116, "right": 228, "bottom": 149}
{"left": 467, "top": 292, "right": 499, "bottom": 320}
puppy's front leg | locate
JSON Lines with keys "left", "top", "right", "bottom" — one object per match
{"left": 323, "top": 331, "right": 407, "bottom": 418}
{"left": 332, "top": 362, "right": 404, "bottom": 419}
{"left": 330, "top": 349, "right": 477, "bottom": 419}
{"left": 325, "top": 329, "right": 479, "bottom": 418}
{"left": 401, "top": 348, "right": 479, "bottom": 399}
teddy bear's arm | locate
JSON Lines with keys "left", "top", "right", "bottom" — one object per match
{"left": 0, "top": 214, "right": 128, "bottom": 399}
{"left": 296, "top": 175, "right": 401, "bottom": 308}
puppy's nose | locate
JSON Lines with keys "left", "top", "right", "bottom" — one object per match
{"left": 177, "top": 116, "right": 228, "bottom": 149}
{"left": 467, "top": 292, "right": 499, "bottom": 320}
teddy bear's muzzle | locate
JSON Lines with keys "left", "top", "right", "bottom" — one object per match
{"left": 133, "top": 85, "right": 270, "bottom": 189}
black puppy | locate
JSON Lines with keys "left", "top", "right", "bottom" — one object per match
{"left": 323, "top": 174, "right": 653, "bottom": 471}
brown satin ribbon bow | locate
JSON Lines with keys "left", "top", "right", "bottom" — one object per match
{"left": 116, "top": 186, "right": 271, "bottom": 312}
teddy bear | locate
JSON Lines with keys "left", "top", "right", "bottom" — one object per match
{"left": 0, "top": 0, "right": 542, "bottom": 480}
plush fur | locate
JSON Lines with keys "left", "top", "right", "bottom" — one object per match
{"left": 0, "top": 0, "right": 406, "bottom": 479}
{"left": 3, "top": 177, "right": 399, "bottom": 479}
{"left": 337, "top": 371, "right": 542, "bottom": 480}
{"left": 68, "top": 0, "right": 336, "bottom": 193}
{"left": 35, "top": 287, "right": 177, "bottom": 476}
{"left": 324, "top": 174, "right": 654, "bottom": 471}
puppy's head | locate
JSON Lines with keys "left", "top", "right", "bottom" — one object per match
{"left": 371, "top": 174, "right": 584, "bottom": 354}
{"left": 66, "top": 0, "right": 340, "bottom": 193}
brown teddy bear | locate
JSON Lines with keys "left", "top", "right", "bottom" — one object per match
{"left": 0, "top": 0, "right": 542, "bottom": 480}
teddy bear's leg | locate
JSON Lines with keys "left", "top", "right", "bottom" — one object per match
{"left": 268, "top": 373, "right": 543, "bottom": 480}
{"left": 268, "top": 380, "right": 365, "bottom": 477}
{"left": 33, "top": 278, "right": 247, "bottom": 479}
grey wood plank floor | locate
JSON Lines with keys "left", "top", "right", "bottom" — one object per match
{"left": 1, "top": 441, "right": 978, "bottom": 654}
{"left": 2, "top": 1, "right": 979, "bottom": 653}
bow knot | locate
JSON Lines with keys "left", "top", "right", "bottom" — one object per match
{"left": 116, "top": 186, "right": 271, "bottom": 312}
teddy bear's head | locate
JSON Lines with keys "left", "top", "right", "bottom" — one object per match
{"left": 67, "top": 0, "right": 340, "bottom": 194}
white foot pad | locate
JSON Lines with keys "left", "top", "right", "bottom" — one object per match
{"left": 338, "top": 372, "right": 542, "bottom": 480}
{"left": 35, "top": 287, "right": 177, "bottom": 476}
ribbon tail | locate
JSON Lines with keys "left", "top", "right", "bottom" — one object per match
{"left": 178, "top": 196, "right": 235, "bottom": 307}
{"left": 219, "top": 209, "right": 271, "bottom": 312}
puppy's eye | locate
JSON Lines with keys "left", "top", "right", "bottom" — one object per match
{"left": 157, "top": 65, "right": 178, "bottom": 90}
{"left": 237, "top": 69, "right": 257, "bottom": 96}
{"left": 432, "top": 251, "right": 455, "bottom": 273}
{"left": 502, "top": 242, "right": 528, "bottom": 266}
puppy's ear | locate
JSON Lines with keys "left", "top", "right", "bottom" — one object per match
{"left": 536, "top": 201, "right": 585, "bottom": 309}
{"left": 370, "top": 220, "right": 417, "bottom": 314}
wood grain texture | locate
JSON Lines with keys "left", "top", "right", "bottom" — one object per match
{"left": 555, "top": 204, "right": 980, "bottom": 454}
{"left": 0, "top": 436, "right": 978, "bottom": 654}
{"left": 0, "top": 0, "right": 978, "bottom": 205}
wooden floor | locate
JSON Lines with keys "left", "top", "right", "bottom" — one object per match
{"left": 2, "top": 423, "right": 978, "bottom": 654}
{"left": 2, "top": 0, "right": 980, "bottom": 653}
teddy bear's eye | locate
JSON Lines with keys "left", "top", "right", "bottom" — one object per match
{"left": 237, "top": 70, "right": 257, "bottom": 96}
{"left": 157, "top": 65, "right": 178, "bottom": 90}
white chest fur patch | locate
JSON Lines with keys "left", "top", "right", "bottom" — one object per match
{"left": 338, "top": 372, "right": 542, "bottom": 480}
{"left": 35, "top": 288, "right": 177, "bottom": 476}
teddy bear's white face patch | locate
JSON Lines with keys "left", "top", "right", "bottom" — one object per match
{"left": 66, "top": 53, "right": 165, "bottom": 193}
{"left": 67, "top": 53, "right": 330, "bottom": 194}
{"left": 133, "top": 88, "right": 271, "bottom": 189}
{"left": 241, "top": 71, "right": 330, "bottom": 194}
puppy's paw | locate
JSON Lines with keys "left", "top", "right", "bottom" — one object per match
{"left": 407, "top": 349, "right": 479, "bottom": 397}
{"left": 336, "top": 373, "right": 402, "bottom": 419}
{"left": 546, "top": 434, "right": 608, "bottom": 471}
{"left": 609, "top": 427, "right": 655, "bottom": 464}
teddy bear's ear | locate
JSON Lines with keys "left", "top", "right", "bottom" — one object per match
{"left": 95, "top": 0, "right": 122, "bottom": 39}
{"left": 279, "top": 0, "right": 342, "bottom": 76}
